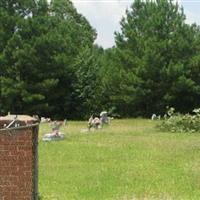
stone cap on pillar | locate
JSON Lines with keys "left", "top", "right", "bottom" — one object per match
{"left": 0, "top": 115, "right": 39, "bottom": 129}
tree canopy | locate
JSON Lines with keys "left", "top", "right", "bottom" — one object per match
{"left": 1, "top": 0, "right": 200, "bottom": 119}
{"left": 1, "top": 0, "right": 97, "bottom": 119}
{"left": 111, "top": 0, "right": 200, "bottom": 116}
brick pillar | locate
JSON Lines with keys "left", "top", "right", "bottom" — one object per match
{"left": 0, "top": 115, "right": 39, "bottom": 200}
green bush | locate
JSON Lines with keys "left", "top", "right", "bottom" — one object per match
{"left": 158, "top": 108, "right": 200, "bottom": 133}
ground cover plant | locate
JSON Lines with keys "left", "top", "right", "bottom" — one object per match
{"left": 38, "top": 119, "right": 200, "bottom": 200}
{"left": 158, "top": 108, "right": 200, "bottom": 133}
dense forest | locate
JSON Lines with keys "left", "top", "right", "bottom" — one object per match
{"left": 1, "top": 0, "right": 200, "bottom": 119}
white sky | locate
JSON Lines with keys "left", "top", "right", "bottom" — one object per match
{"left": 72, "top": 0, "right": 200, "bottom": 48}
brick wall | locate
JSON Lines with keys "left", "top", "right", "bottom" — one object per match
{"left": 0, "top": 127, "right": 38, "bottom": 200}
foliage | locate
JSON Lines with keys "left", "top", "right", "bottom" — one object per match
{"left": 71, "top": 45, "right": 104, "bottom": 119}
{"left": 113, "top": 0, "right": 200, "bottom": 117}
{"left": 1, "top": 0, "right": 200, "bottom": 119}
{"left": 0, "top": 0, "right": 96, "bottom": 119}
{"left": 158, "top": 107, "right": 200, "bottom": 133}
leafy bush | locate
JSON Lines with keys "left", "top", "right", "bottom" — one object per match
{"left": 158, "top": 108, "right": 200, "bottom": 133}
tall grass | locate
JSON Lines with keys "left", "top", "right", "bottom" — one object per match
{"left": 38, "top": 119, "right": 200, "bottom": 200}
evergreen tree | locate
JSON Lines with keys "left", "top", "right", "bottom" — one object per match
{"left": 71, "top": 45, "right": 103, "bottom": 119}
{"left": 1, "top": 0, "right": 96, "bottom": 118}
{"left": 114, "top": 0, "right": 200, "bottom": 116}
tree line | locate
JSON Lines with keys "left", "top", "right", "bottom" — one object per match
{"left": 1, "top": 0, "right": 200, "bottom": 119}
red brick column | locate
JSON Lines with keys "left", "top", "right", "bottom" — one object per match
{"left": 0, "top": 127, "right": 37, "bottom": 200}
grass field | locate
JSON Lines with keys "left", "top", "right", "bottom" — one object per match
{"left": 38, "top": 119, "right": 200, "bottom": 200}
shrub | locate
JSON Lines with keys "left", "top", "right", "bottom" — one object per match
{"left": 158, "top": 108, "right": 200, "bottom": 133}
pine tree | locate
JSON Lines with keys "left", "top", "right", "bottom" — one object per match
{"left": 1, "top": 0, "right": 96, "bottom": 118}
{"left": 114, "top": 0, "right": 200, "bottom": 116}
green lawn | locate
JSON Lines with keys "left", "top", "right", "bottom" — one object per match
{"left": 38, "top": 119, "right": 200, "bottom": 200}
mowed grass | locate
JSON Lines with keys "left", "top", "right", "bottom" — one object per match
{"left": 38, "top": 119, "right": 200, "bottom": 200}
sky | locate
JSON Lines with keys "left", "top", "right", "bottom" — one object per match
{"left": 71, "top": 0, "right": 200, "bottom": 49}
